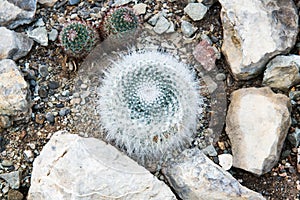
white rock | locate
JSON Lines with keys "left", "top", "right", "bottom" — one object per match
{"left": 38, "top": 0, "right": 58, "bottom": 6}
{"left": 220, "top": 0, "right": 298, "bottom": 80}
{"left": 148, "top": 13, "right": 160, "bottom": 26}
{"left": 0, "top": 27, "right": 33, "bottom": 61}
{"left": 0, "top": 59, "right": 31, "bottom": 128}
{"left": 28, "top": 131, "right": 176, "bottom": 200}
{"left": 226, "top": 87, "right": 291, "bottom": 175}
{"left": 0, "top": 0, "right": 37, "bottom": 29}
{"left": 0, "top": 171, "right": 20, "bottom": 189}
{"left": 48, "top": 28, "right": 58, "bottom": 41}
{"left": 113, "top": 0, "right": 133, "bottom": 6}
{"left": 166, "top": 21, "right": 175, "bottom": 33}
{"left": 153, "top": 16, "right": 170, "bottom": 34}
{"left": 27, "top": 26, "right": 48, "bottom": 46}
{"left": 184, "top": 3, "right": 208, "bottom": 21}
{"left": 181, "top": 20, "right": 197, "bottom": 37}
{"left": 218, "top": 154, "right": 233, "bottom": 171}
{"left": 133, "top": 3, "right": 147, "bottom": 15}
{"left": 263, "top": 55, "right": 300, "bottom": 91}
{"left": 162, "top": 148, "right": 265, "bottom": 200}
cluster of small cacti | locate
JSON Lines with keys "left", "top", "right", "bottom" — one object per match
{"left": 59, "top": 6, "right": 139, "bottom": 58}
{"left": 97, "top": 50, "right": 203, "bottom": 163}
{"left": 59, "top": 21, "right": 98, "bottom": 58}
{"left": 101, "top": 7, "right": 139, "bottom": 38}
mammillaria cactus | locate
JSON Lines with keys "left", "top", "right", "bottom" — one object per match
{"left": 59, "top": 21, "right": 98, "bottom": 58}
{"left": 101, "top": 7, "right": 139, "bottom": 39}
{"left": 97, "top": 50, "right": 204, "bottom": 163}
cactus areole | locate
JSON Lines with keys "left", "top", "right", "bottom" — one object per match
{"left": 98, "top": 50, "right": 203, "bottom": 162}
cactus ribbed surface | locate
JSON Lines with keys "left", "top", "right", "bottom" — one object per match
{"left": 98, "top": 50, "right": 203, "bottom": 163}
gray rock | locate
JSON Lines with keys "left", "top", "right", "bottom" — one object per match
{"left": 162, "top": 148, "right": 265, "bottom": 200}
{"left": 0, "top": 0, "right": 37, "bottom": 29}
{"left": 7, "top": 190, "right": 23, "bottom": 200}
{"left": 27, "top": 26, "right": 48, "bottom": 46}
{"left": 0, "top": 59, "right": 31, "bottom": 128}
{"left": 220, "top": 0, "right": 298, "bottom": 80}
{"left": 184, "top": 3, "right": 208, "bottom": 21}
{"left": 69, "top": 0, "right": 80, "bottom": 5}
{"left": 0, "top": 171, "right": 20, "bottom": 189}
{"left": 0, "top": 27, "right": 33, "bottom": 61}
{"left": 38, "top": 0, "right": 58, "bottom": 6}
{"left": 287, "top": 127, "right": 300, "bottom": 147}
{"left": 48, "top": 28, "right": 58, "bottom": 41}
{"left": 28, "top": 131, "right": 176, "bottom": 200}
{"left": 202, "top": 144, "right": 217, "bottom": 156}
{"left": 148, "top": 13, "right": 160, "bottom": 26}
{"left": 113, "top": 0, "right": 132, "bottom": 6}
{"left": 133, "top": 3, "right": 147, "bottom": 15}
{"left": 263, "top": 55, "right": 300, "bottom": 91}
{"left": 153, "top": 16, "right": 170, "bottom": 34}
{"left": 226, "top": 87, "right": 291, "bottom": 175}
{"left": 181, "top": 20, "right": 197, "bottom": 37}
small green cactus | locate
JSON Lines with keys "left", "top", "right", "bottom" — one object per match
{"left": 101, "top": 7, "right": 139, "bottom": 38}
{"left": 59, "top": 21, "right": 98, "bottom": 58}
{"left": 97, "top": 50, "right": 204, "bottom": 164}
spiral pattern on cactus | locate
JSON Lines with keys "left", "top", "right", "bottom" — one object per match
{"left": 98, "top": 50, "right": 203, "bottom": 162}
{"left": 60, "top": 21, "right": 98, "bottom": 58}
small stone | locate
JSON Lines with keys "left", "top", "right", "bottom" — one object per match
{"left": 48, "top": 81, "right": 60, "bottom": 90}
{"left": 181, "top": 20, "right": 197, "bottom": 37}
{"left": 216, "top": 73, "right": 226, "bottom": 81}
{"left": 1, "top": 160, "right": 13, "bottom": 167}
{"left": 59, "top": 108, "right": 70, "bottom": 117}
{"left": 48, "top": 29, "right": 58, "bottom": 41}
{"left": 166, "top": 21, "right": 175, "bottom": 33}
{"left": 38, "top": 0, "right": 59, "bottom": 7}
{"left": 153, "top": 16, "right": 170, "bottom": 34}
{"left": 0, "top": 171, "right": 20, "bottom": 189}
{"left": 69, "top": 0, "right": 80, "bottom": 5}
{"left": 45, "top": 112, "right": 55, "bottom": 123}
{"left": 7, "top": 190, "right": 24, "bottom": 200}
{"left": 0, "top": 116, "right": 11, "bottom": 129}
{"left": 38, "top": 65, "right": 49, "bottom": 77}
{"left": 184, "top": 3, "right": 208, "bottom": 21}
{"left": 24, "top": 150, "right": 34, "bottom": 162}
{"left": 27, "top": 26, "right": 48, "bottom": 46}
{"left": 80, "top": 84, "right": 88, "bottom": 90}
{"left": 287, "top": 128, "right": 300, "bottom": 147}
{"left": 218, "top": 154, "right": 233, "bottom": 170}
{"left": 217, "top": 141, "right": 226, "bottom": 150}
{"left": 148, "top": 13, "right": 160, "bottom": 26}
{"left": 38, "top": 86, "right": 48, "bottom": 98}
{"left": 35, "top": 114, "right": 45, "bottom": 125}
{"left": 133, "top": 3, "right": 147, "bottom": 15}
{"left": 202, "top": 144, "right": 217, "bottom": 156}
{"left": 2, "top": 185, "right": 9, "bottom": 194}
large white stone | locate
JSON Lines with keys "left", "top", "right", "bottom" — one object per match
{"left": 0, "top": 59, "right": 31, "bottom": 128}
{"left": 0, "top": 27, "right": 33, "bottom": 61}
{"left": 162, "top": 148, "right": 265, "bottom": 200}
{"left": 263, "top": 55, "right": 300, "bottom": 91}
{"left": 220, "top": 0, "right": 298, "bottom": 80}
{"left": 28, "top": 131, "right": 176, "bottom": 200}
{"left": 226, "top": 87, "right": 291, "bottom": 175}
{"left": 0, "top": 0, "right": 37, "bottom": 29}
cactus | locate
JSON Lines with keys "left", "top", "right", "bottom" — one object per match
{"left": 97, "top": 50, "right": 203, "bottom": 163}
{"left": 101, "top": 7, "right": 139, "bottom": 38}
{"left": 59, "top": 21, "right": 98, "bottom": 58}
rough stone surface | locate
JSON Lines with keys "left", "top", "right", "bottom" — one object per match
{"left": 0, "top": 27, "right": 33, "bottom": 61}
{"left": 38, "top": 0, "right": 58, "bottom": 6}
{"left": 0, "top": 171, "right": 20, "bottom": 189}
{"left": 184, "top": 3, "right": 208, "bottom": 21}
{"left": 0, "top": 59, "right": 31, "bottom": 129}
{"left": 162, "top": 148, "right": 265, "bottom": 200}
{"left": 220, "top": 0, "right": 298, "bottom": 80}
{"left": 0, "top": 0, "right": 37, "bottom": 29}
{"left": 263, "top": 55, "right": 300, "bottom": 91}
{"left": 226, "top": 87, "right": 291, "bottom": 175}
{"left": 193, "top": 38, "right": 220, "bottom": 71}
{"left": 28, "top": 131, "right": 176, "bottom": 200}
{"left": 133, "top": 3, "right": 147, "bottom": 15}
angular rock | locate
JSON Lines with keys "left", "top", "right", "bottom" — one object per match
{"left": 0, "top": 0, "right": 37, "bottom": 29}
{"left": 38, "top": 0, "right": 58, "bottom": 6}
{"left": 181, "top": 20, "right": 197, "bottom": 37}
{"left": 218, "top": 153, "right": 233, "bottom": 171}
{"left": 220, "top": 0, "right": 298, "bottom": 80}
{"left": 226, "top": 87, "right": 291, "bottom": 175}
{"left": 133, "top": 3, "right": 147, "bottom": 15}
{"left": 162, "top": 148, "right": 265, "bottom": 200}
{"left": 184, "top": 3, "right": 208, "bottom": 21}
{"left": 153, "top": 16, "right": 170, "bottom": 34}
{"left": 27, "top": 26, "right": 48, "bottom": 46}
{"left": 0, "top": 27, "right": 33, "bottom": 61}
{"left": 28, "top": 131, "right": 176, "bottom": 200}
{"left": 0, "top": 59, "right": 31, "bottom": 129}
{"left": 263, "top": 55, "right": 300, "bottom": 91}
{"left": 0, "top": 171, "right": 20, "bottom": 189}
{"left": 193, "top": 38, "right": 220, "bottom": 71}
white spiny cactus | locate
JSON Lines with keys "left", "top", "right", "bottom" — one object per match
{"left": 97, "top": 50, "right": 204, "bottom": 163}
